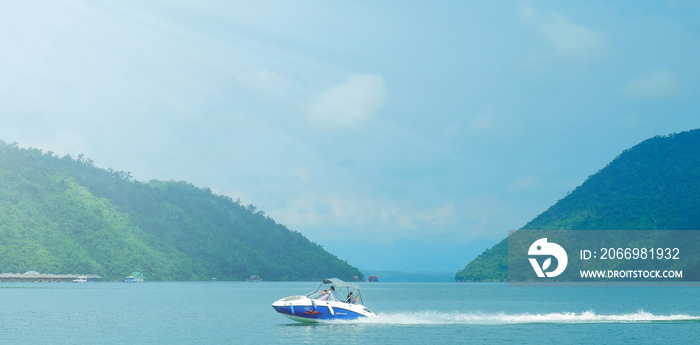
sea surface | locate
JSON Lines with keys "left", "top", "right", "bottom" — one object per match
{"left": 0, "top": 281, "right": 697, "bottom": 344}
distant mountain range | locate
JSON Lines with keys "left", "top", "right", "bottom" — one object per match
{"left": 456, "top": 129, "right": 700, "bottom": 282}
{"left": 0, "top": 141, "right": 362, "bottom": 281}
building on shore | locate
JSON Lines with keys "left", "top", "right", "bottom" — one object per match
{"left": 0, "top": 271, "right": 103, "bottom": 282}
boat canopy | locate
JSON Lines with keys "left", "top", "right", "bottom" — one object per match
{"left": 322, "top": 278, "right": 359, "bottom": 290}
{"left": 305, "top": 278, "right": 366, "bottom": 306}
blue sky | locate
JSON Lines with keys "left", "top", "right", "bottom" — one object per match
{"left": 1, "top": 1, "right": 699, "bottom": 273}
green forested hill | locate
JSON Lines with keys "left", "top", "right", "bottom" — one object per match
{"left": 456, "top": 129, "right": 700, "bottom": 282}
{"left": 0, "top": 141, "right": 362, "bottom": 281}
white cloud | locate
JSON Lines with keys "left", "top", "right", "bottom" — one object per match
{"left": 271, "top": 193, "right": 458, "bottom": 242}
{"left": 240, "top": 69, "right": 293, "bottom": 100}
{"left": 462, "top": 193, "right": 508, "bottom": 237}
{"left": 26, "top": 131, "right": 91, "bottom": 158}
{"left": 443, "top": 124, "right": 459, "bottom": 139}
{"left": 466, "top": 108, "right": 520, "bottom": 138}
{"left": 293, "top": 167, "right": 312, "bottom": 183}
{"left": 278, "top": 196, "right": 320, "bottom": 227}
{"left": 308, "top": 73, "right": 387, "bottom": 130}
{"left": 468, "top": 108, "right": 499, "bottom": 135}
{"left": 415, "top": 203, "right": 457, "bottom": 227}
{"left": 623, "top": 70, "right": 680, "bottom": 99}
{"left": 508, "top": 175, "right": 543, "bottom": 192}
{"left": 517, "top": 3, "right": 602, "bottom": 62}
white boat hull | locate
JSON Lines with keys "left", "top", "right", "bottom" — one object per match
{"left": 272, "top": 295, "right": 376, "bottom": 322}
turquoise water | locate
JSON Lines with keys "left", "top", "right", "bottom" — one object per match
{"left": 0, "top": 282, "right": 697, "bottom": 344}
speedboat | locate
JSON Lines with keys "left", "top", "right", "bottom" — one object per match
{"left": 272, "top": 278, "right": 376, "bottom": 322}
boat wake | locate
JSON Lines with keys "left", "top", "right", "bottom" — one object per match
{"left": 333, "top": 310, "right": 700, "bottom": 325}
